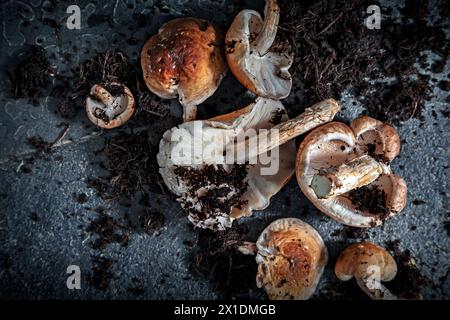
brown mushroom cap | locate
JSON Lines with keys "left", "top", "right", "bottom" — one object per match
{"left": 85, "top": 83, "right": 135, "bottom": 129}
{"left": 335, "top": 242, "right": 397, "bottom": 282}
{"left": 141, "top": 18, "right": 227, "bottom": 121}
{"left": 296, "top": 116, "right": 407, "bottom": 227}
{"left": 255, "top": 218, "right": 328, "bottom": 300}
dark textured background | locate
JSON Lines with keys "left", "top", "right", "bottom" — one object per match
{"left": 0, "top": 0, "right": 449, "bottom": 299}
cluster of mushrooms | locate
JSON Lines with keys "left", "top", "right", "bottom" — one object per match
{"left": 84, "top": 0, "right": 410, "bottom": 300}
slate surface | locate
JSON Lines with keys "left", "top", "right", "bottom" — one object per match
{"left": 0, "top": 0, "right": 449, "bottom": 299}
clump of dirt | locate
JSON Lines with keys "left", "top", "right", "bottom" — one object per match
{"left": 104, "top": 130, "right": 166, "bottom": 197}
{"left": 89, "top": 256, "right": 114, "bottom": 290}
{"left": 8, "top": 45, "right": 53, "bottom": 103}
{"left": 278, "top": 0, "right": 449, "bottom": 124}
{"left": 188, "top": 227, "right": 259, "bottom": 299}
{"left": 385, "top": 240, "right": 430, "bottom": 299}
{"left": 27, "top": 136, "right": 52, "bottom": 154}
{"left": 331, "top": 226, "right": 368, "bottom": 239}
{"left": 174, "top": 164, "right": 249, "bottom": 225}
{"left": 139, "top": 209, "right": 165, "bottom": 234}
{"left": 346, "top": 185, "right": 390, "bottom": 219}
{"left": 86, "top": 209, "right": 131, "bottom": 250}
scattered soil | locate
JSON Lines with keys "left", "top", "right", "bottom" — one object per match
{"left": 346, "top": 185, "right": 390, "bottom": 219}
{"left": 139, "top": 209, "right": 165, "bottom": 234}
{"left": 331, "top": 226, "right": 368, "bottom": 239}
{"left": 385, "top": 240, "right": 430, "bottom": 299}
{"left": 27, "top": 136, "right": 52, "bottom": 154}
{"left": 57, "top": 97, "right": 79, "bottom": 119}
{"left": 412, "top": 199, "right": 427, "bottom": 205}
{"left": 89, "top": 256, "right": 114, "bottom": 290}
{"left": 74, "top": 193, "right": 88, "bottom": 204}
{"left": 188, "top": 227, "right": 259, "bottom": 299}
{"left": 85, "top": 209, "right": 131, "bottom": 250}
{"left": 8, "top": 45, "right": 53, "bottom": 103}
{"left": 279, "top": 0, "right": 449, "bottom": 124}
{"left": 30, "top": 212, "right": 40, "bottom": 222}
{"left": 174, "top": 164, "right": 249, "bottom": 227}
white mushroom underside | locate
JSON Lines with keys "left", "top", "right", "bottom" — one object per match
{"left": 157, "top": 98, "right": 296, "bottom": 230}
{"left": 227, "top": 10, "right": 292, "bottom": 99}
{"left": 86, "top": 95, "right": 129, "bottom": 121}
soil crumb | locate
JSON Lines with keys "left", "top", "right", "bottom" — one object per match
{"left": 8, "top": 45, "right": 53, "bottom": 103}
{"left": 89, "top": 256, "right": 114, "bottom": 290}
{"left": 346, "top": 185, "right": 390, "bottom": 219}
{"left": 139, "top": 209, "right": 165, "bottom": 234}
{"left": 385, "top": 240, "right": 430, "bottom": 299}
{"left": 86, "top": 209, "right": 131, "bottom": 250}
{"left": 188, "top": 227, "right": 260, "bottom": 299}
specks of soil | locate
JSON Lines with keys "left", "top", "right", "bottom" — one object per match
{"left": 139, "top": 209, "right": 165, "bottom": 234}
{"left": 30, "top": 212, "right": 40, "bottom": 222}
{"left": 85, "top": 210, "right": 131, "bottom": 250}
{"left": 174, "top": 164, "right": 249, "bottom": 225}
{"left": 412, "top": 199, "right": 427, "bottom": 205}
{"left": 385, "top": 240, "right": 430, "bottom": 299}
{"left": 74, "top": 193, "right": 88, "bottom": 204}
{"left": 346, "top": 185, "right": 390, "bottom": 219}
{"left": 188, "top": 227, "right": 259, "bottom": 299}
{"left": 445, "top": 212, "right": 450, "bottom": 236}
{"left": 438, "top": 80, "right": 450, "bottom": 91}
{"left": 269, "top": 109, "right": 286, "bottom": 125}
{"left": 331, "top": 226, "right": 368, "bottom": 239}
{"left": 8, "top": 45, "right": 53, "bottom": 103}
{"left": 279, "top": 0, "right": 449, "bottom": 124}
{"left": 89, "top": 256, "right": 114, "bottom": 290}
{"left": 57, "top": 97, "right": 79, "bottom": 119}
{"left": 27, "top": 136, "right": 52, "bottom": 154}
{"left": 103, "top": 130, "right": 166, "bottom": 197}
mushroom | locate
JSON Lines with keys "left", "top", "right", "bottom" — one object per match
{"left": 225, "top": 0, "right": 292, "bottom": 99}
{"left": 335, "top": 242, "right": 398, "bottom": 300}
{"left": 85, "top": 82, "right": 135, "bottom": 129}
{"left": 296, "top": 116, "right": 407, "bottom": 227}
{"left": 157, "top": 98, "right": 340, "bottom": 230}
{"left": 141, "top": 18, "right": 227, "bottom": 122}
{"left": 239, "top": 218, "right": 328, "bottom": 300}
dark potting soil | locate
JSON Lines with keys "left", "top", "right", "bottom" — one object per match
{"left": 8, "top": 45, "right": 53, "bottom": 103}
{"left": 188, "top": 227, "right": 259, "bottom": 299}
{"left": 139, "top": 209, "right": 165, "bottom": 234}
{"left": 384, "top": 240, "right": 430, "bottom": 299}
{"left": 278, "top": 0, "right": 449, "bottom": 124}
{"left": 346, "top": 185, "right": 390, "bottom": 219}
{"left": 89, "top": 256, "right": 115, "bottom": 290}
{"left": 174, "top": 164, "right": 249, "bottom": 224}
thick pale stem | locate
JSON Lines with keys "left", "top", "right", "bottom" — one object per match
{"left": 234, "top": 99, "right": 340, "bottom": 162}
{"left": 253, "top": 0, "right": 280, "bottom": 55}
{"left": 310, "top": 155, "right": 382, "bottom": 199}
{"left": 356, "top": 277, "right": 398, "bottom": 300}
{"left": 183, "top": 104, "right": 198, "bottom": 122}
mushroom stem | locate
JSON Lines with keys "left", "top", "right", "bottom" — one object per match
{"left": 183, "top": 104, "right": 198, "bottom": 122}
{"left": 91, "top": 84, "right": 114, "bottom": 105}
{"left": 237, "top": 241, "right": 258, "bottom": 255}
{"left": 310, "top": 155, "right": 383, "bottom": 199}
{"left": 234, "top": 99, "right": 340, "bottom": 162}
{"left": 253, "top": 0, "right": 280, "bottom": 55}
{"left": 356, "top": 277, "right": 398, "bottom": 300}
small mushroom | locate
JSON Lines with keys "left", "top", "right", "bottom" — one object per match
{"left": 225, "top": 0, "right": 292, "bottom": 99}
{"left": 157, "top": 98, "right": 340, "bottom": 230}
{"left": 296, "top": 116, "right": 407, "bottom": 227}
{"left": 335, "top": 242, "right": 398, "bottom": 300}
{"left": 239, "top": 218, "right": 328, "bottom": 300}
{"left": 85, "top": 82, "right": 135, "bottom": 129}
{"left": 141, "top": 18, "right": 227, "bottom": 122}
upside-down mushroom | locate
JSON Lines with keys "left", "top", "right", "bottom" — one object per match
{"left": 335, "top": 242, "right": 398, "bottom": 300}
{"left": 226, "top": 0, "right": 292, "bottom": 99}
{"left": 141, "top": 18, "right": 227, "bottom": 122}
{"left": 296, "top": 116, "right": 407, "bottom": 227}
{"left": 157, "top": 98, "right": 340, "bottom": 230}
{"left": 85, "top": 82, "right": 135, "bottom": 129}
{"left": 239, "top": 218, "right": 328, "bottom": 300}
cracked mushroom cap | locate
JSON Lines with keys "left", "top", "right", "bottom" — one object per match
{"left": 255, "top": 218, "right": 328, "bottom": 300}
{"left": 157, "top": 98, "right": 296, "bottom": 230}
{"left": 296, "top": 116, "right": 407, "bottom": 227}
{"left": 225, "top": 0, "right": 292, "bottom": 99}
{"left": 141, "top": 18, "right": 227, "bottom": 121}
{"left": 85, "top": 83, "right": 135, "bottom": 129}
